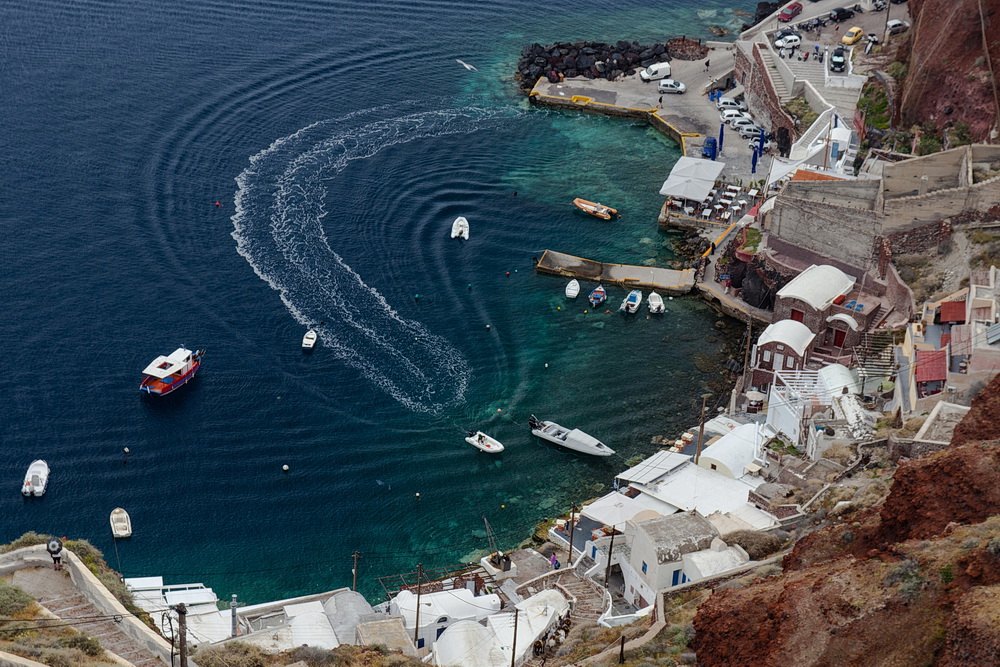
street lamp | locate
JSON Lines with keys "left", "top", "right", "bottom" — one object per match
{"left": 694, "top": 393, "right": 713, "bottom": 465}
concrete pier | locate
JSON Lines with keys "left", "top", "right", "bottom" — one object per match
{"left": 535, "top": 250, "right": 695, "bottom": 295}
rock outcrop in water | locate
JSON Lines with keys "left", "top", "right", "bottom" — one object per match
{"left": 514, "top": 37, "right": 708, "bottom": 91}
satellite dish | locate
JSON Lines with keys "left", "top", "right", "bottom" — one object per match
{"left": 46, "top": 538, "right": 63, "bottom": 553}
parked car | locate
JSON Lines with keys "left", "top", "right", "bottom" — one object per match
{"left": 716, "top": 96, "right": 748, "bottom": 111}
{"left": 842, "top": 26, "right": 864, "bottom": 45}
{"left": 829, "top": 7, "right": 855, "bottom": 21}
{"left": 721, "top": 109, "right": 751, "bottom": 124}
{"left": 774, "top": 34, "right": 802, "bottom": 49}
{"left": 775, "top": 28, "right": 800, "bottom": 40}
{"left": 657, "top": 79, "right": 687, "bottom": 94}
{"left": 730, "top": 117, "right": 758, "bottom": 131}
{"left": 778, "top": 2, "right": 803, "bottom": 22}
{"left": 890, "top": 0, "right": 907, "bottom": 4}
{"left": 740, "top": 126, "right": 765, "bottom": 140}
{"left": 829, "top": 47, "right": 847, "bottom": 72}
{"left": 886, "top": 19, "right": 910, "bottom": 35}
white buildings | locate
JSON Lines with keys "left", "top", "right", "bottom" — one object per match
{"left": 390, "top": 588, "right": 501, "bottom": 651}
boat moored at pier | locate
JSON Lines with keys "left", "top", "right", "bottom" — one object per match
{"left": 620, "top": 289, "right": 642, "bottom": 313}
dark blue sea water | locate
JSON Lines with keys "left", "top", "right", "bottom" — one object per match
{"left": 1, "top": 0, "right": 753, "bottom": 603}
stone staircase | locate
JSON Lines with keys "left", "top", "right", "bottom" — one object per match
{"left": 14, "top": 572, "right": 165, "bottom": 667}
{"left": 757, "top": 49, "right": 789, "bottom": 100}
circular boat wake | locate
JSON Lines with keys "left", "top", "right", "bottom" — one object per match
{"left": 232, "top": 106, "right": 514, "bottom": 413}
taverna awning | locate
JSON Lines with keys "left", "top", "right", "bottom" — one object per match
{"left": 659, "top": 157, "right": 726, "bottom": 202}
{"left": 581, "top": 493, "right": 650, "bottom": 527}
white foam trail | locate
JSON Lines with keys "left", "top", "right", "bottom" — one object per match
{"left": 232, "top": 106, "right": 516, "bottom": 413}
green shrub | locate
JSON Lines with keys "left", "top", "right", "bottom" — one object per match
{"left": 194, "top": 641, "right": 268, "bottom": 667}
{"left": 939, "top": 564, "right": 955, "bottom": 584}
{"left": 885, "top": 559, "right": 925, "bottom": 602}
{"left": 886, "top": 62, "right": 908, "bottom": 79}
{"left": 0, "top": 532, "right": 49, "bottom": 554}
{"left": 0, "top": 580, "right": 35, "bottom": 616}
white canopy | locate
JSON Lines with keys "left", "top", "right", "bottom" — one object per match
{"left": 582, "top": 492, "right": 658, "bottom": 527}
{"left": 616, "top": 450, "right": 690, "bottom": 485}
{"left": 659, "top": 157, "right": 726, "bottom": 202}
{"left": 141, "top": 348, "right": 192, "bottom": 378}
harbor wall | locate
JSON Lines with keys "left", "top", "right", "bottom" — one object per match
{"left": 528, "top": 89, "right": 696, "bottom": 156}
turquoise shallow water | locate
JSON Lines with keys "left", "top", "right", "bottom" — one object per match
{"left": 0, "top": 0, "right": 753, "bottom": 603}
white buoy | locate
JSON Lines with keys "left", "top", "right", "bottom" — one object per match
{"left": 486, "top": 324, "right": 492, "bottom": 330}
{"left": 282, "top": 464, "right": 289, "bottom": 472}
{"left": 544, "top": 363, "right": 549, "bottom": 368}
{"left": 415, "top": 492, "right": 421, "bottom": 500}
{"left": 123, "top": 447, "right": 130, "bottom": 454}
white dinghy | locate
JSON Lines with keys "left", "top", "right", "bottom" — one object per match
{"left": 528, "top": 415, "right": 614, "bottom": 456}
{"left": 302, "top": 329, "right": 318, "bottom": 351}
{"left": 21, "top": 460, "right": 49, "bottom": 497}
{"left": 648, "top": 292, "right": 666, "bottom": 314}
{"left": 451, "top": 216, "right": 470, "bottom": 239}
{"left": 110, "top": 507, "right": 133, "bottom": 538}
{"left": 465, "top": 431, "right": 505, "bottom": 453}
{"left": 565, "top": 279, "right": 580, "bottom": 298}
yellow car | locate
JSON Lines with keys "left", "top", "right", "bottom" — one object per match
{"left": 842, "top": 27, "right": 864, "bottom": 46}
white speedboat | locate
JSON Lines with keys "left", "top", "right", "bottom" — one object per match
{"left": 465, "top": 431, "right": 505, "bottom": 453}
{"left": 648, "top": 292, "right": 665, "bottom": 314}
{"left": 21, "top": 460, "right": 49, "bottom": 497}
{"left": 528, "top": 415, "right": 614, "bottom": 456}
{"left": 451, "top": 216, "right": 470, "bottom": 239}
{"left": 565, "top": 279, "right": 580, "bottom": 298}
{"left": 620, "top": 289, "right": 642, "bottom": 314}
{"left": 110, "top": 507, "right": 133, "bottom": 538}
{"left": 302, "top": 329, "right": 318, "bottom": 351}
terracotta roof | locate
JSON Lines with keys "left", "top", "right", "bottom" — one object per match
{"left": 939, "top": 300, "right": 966, "bottom": 323}
{"left": 915, "top": 349, "right": 948, "bottom": 384}
{"left": 790, "top": 169, "right": 846, "bottom": 182}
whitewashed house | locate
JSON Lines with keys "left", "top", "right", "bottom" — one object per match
{"left": 390, "top": 588, "right": 501, "bottom": 651}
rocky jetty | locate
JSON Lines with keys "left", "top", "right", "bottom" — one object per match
{"left": 514, "top": 37, "right": 708, "bottom": 92}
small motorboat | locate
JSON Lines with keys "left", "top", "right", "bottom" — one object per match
{"left": 140, "top": 348, "right": 203, "bottom": 396}
{"left": 528, "top": 415, "right": 614, "bottom": 456}
{"left": 565, "top": 279, "right": 580, "bottom": 298}
{"left": 620, "top": 289, "right": 642, "bottom": 314}
{"left": 451, "top": 216, "right": 470, "bottom": 239}
{"left": 465, "top": 431, "right": 505, "bottom": 453}
{"left": 648, "top": 292, "right": 666, "bottom": 314}
{"left": 110, "top": 507, "right": 133, "bottom": 538}
{"left": 302, "top": 329, "right": 318, "bottom": 351}
{"left": 22, "top": 460, "right": 49, "bottom": 497}
{"left": 588, "top": 285, "right": 607, "bottom": 307}
{"left": 573, "top": 198, "right": 618, "bottom": 220}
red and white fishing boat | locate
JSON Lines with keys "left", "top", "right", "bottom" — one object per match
{"left": 139, "top": 347, "right": 204, "bottom": 396}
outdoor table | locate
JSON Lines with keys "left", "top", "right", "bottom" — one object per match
{"left": 720, "top": 197, "right": 733, "bottom": 206}
{"left": 747, "top": 188, "right": 759, "bottom": 198}
{"left": 684, "top": 206, "right": 695, "bottom": 215}
{"left": 702, "top": 209, "right": 712, "bottom": 219}
{"left": 721, "top": 210, "right": 732, "bottom": 221}
{"left": 725, "top": 185, "right": 740, "bottom": 193}
{"left": 713, "top": 204, "right": 724, "bottom": 211}
{"left": 738, "top": 198, "right": 749, "bottom": 207}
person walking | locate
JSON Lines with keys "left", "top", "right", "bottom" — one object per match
{"left": 658, "top": 95, "right": 663, "bottom": 108}
{"left": 46, "top": 537, "right": 64, "bottom": 571}
{"left": 704, "top": 59, "right": 710, "bottom": 71}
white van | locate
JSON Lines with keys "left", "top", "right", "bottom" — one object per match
{"left": 639, "top": 62, "right": 672, "bottom": 82}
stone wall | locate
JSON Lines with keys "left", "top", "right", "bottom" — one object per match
{"left": 887, "top": 435, "right": 949, "bottom": 462}
{"left": 886, "top": 219, "right": 953, "bottom": 255}
{"left": 770, "top": 195, "right": 882, "bottom": 271}
{"left": 735, "top": 43, "right": 795, "bottom": 151}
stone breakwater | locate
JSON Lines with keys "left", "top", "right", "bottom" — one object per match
{"left": 514, "top": 37, "right": 709, "bottom": 92}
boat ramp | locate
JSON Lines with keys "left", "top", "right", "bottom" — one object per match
{"left": 535, "top": 250, "right": 695, "bottom": 295}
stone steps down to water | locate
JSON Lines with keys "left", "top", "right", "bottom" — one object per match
{"left": 515, "top": 38, "right": 709, "bottom": 91}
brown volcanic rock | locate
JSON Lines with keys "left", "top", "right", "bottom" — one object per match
{"left": 949, "top": 375, "right": 1000, "bottom": 446}
{"left": 898, "top": 0, "right": 1000, "bottom": 141}
{"left": 692, "top": 557, "right": 946, "bottom": 666}
{"left": 940, "top": 586, "right": 1000, "bottom": 665}
{"left": 876, "top": 441, "right": 1000, "bottom": 545}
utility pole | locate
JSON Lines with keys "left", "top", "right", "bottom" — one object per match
{"left": 230, "top": 594, "right": 238, "bottom": 638}
{"left": 695, "top": 393, "right": 713, "bottom": 465}
{"left": 604, "top": 526, "right": 617, "bottom": 589}
{"left": 619, "top": 634, "right": 626, "bottom": 663}
{"left": 565, "top": 504, "right": 578, "bottom": 566}
{"left": 352, "top": 551, "right": 360, "bottom": 591}
{"left": 510, "top": 610, "right": 519, "bottom": 667}
{"left": 176, "top": 603, "right": 188, "bottom": 667}
{"left": 413, "top": 563, "right": 423, "bottom": 647}
{"left": 742, "top": 319, "right": 753, "bottom": 375}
